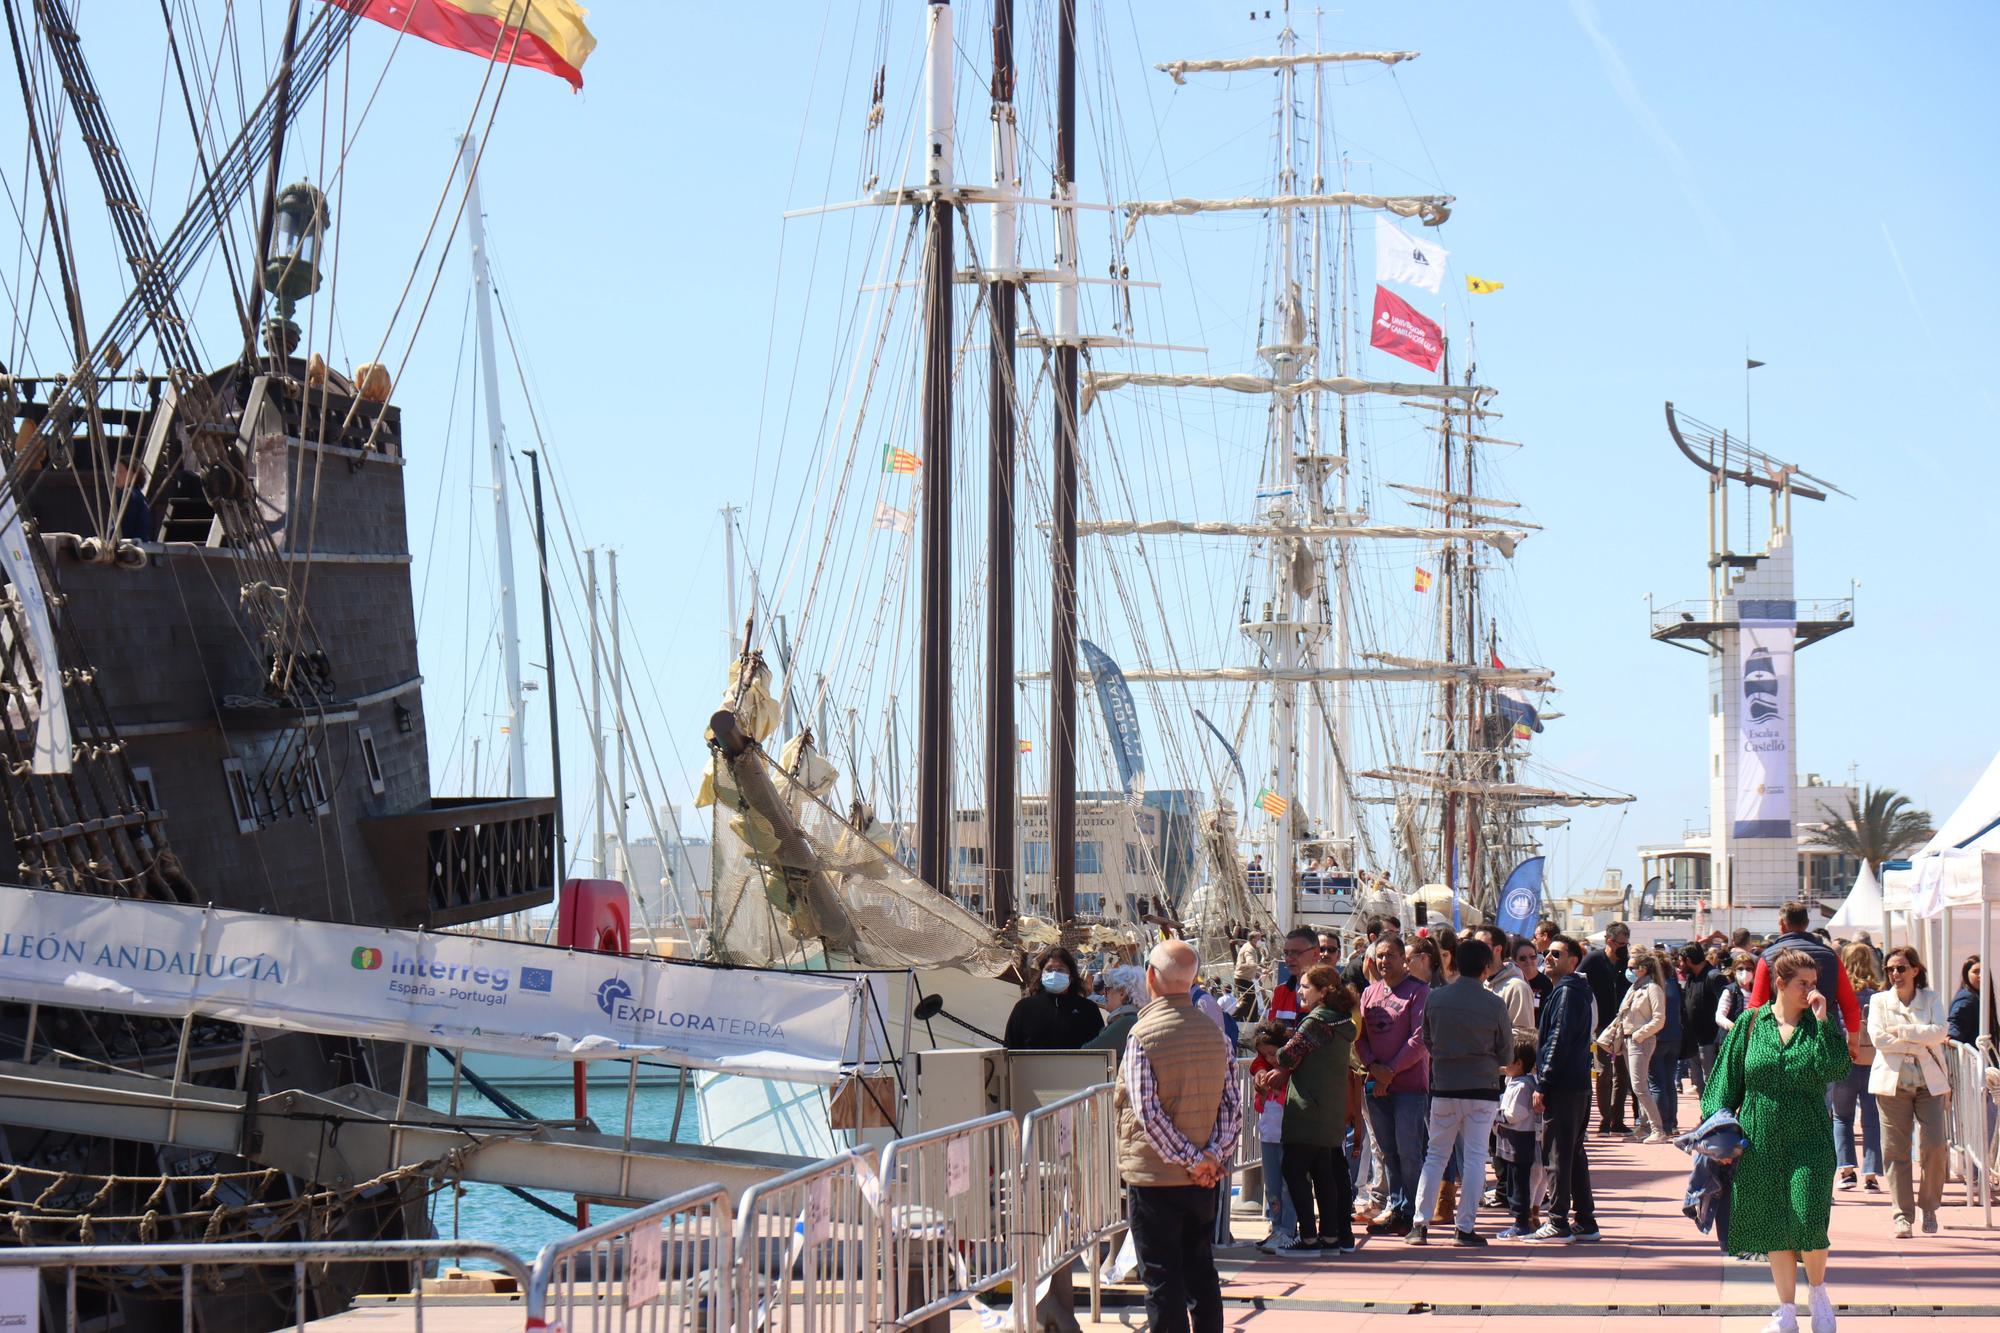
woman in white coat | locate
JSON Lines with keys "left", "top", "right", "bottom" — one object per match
{"left": 1868, "top": 945, "right": 1952, "bottom": 1239}
{"left": 1600, "top": 949, "right": 1670, "bottom": 1142}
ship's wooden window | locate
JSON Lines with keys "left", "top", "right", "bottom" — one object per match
{"left": 130, "top": 765, "right": 160, "bottom": 814}
{"left": 357, "top": 726, "right": 386, "bottom": 795}
{"left": 222, "top": 758, "right": 257, "bottom": 833}
{"left": 304, "top": 746, "right": 330, "bottom": 813}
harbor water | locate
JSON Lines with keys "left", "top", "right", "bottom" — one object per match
{"left": 426, "top": 1079, "right": 701, "bottom": 1261}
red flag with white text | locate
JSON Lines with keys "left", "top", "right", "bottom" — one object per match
{"left": 1369, "top": 284, "right": 1444, "bottom": 372}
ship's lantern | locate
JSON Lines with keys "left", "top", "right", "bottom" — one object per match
{"left": 260, "top": 181, "right": 328, "bottom": 355}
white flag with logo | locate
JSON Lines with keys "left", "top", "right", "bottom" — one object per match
{"left": 873, "top": 502, "right": 914, "bottom": 535}
{"left": 1375, "top": 221, "right": 1448, "bottom": 294}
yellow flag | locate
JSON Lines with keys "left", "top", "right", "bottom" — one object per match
{"left": 1465, "top": 276, "right": 1504, "bottom": 295}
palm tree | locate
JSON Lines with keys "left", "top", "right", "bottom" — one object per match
{"left": 1813, "top": 786, "right": 1933, "bottom": 876}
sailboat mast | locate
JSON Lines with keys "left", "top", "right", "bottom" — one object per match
{"left": 1048, "top": 0, "right": 1081, "bottom": 926}
{"left": 459, "top": 133, "right": 527, "bottom": 798}
{"left": 916, "top": 0, "right": 957, "bottom": 896}
{"left": 587, "top": 547, "right": 605, "bottom": 877}
{"left": 984, "top": 0, "right": 1020, "bottom": 931}
{"left": 524, "top": 449, "right": 565, "bottom": 874}
{"left": 1268, "top": 11, "right": 1301, "bottom": 932}
{"left": 611, "top": 549, "right": 628, "bottom": 888}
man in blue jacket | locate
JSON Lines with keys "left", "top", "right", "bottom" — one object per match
{"left": 1526, "top": 935, "right": 1601, "bottom": 1244}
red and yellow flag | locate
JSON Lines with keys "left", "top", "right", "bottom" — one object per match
{"left": 338, "top": 0, "right": 597, "bottom": 91}
{"left": 1017, "top": 738, "right": 1033, "bottom": 754}
{"left": 1413, "top": 567, "right": 1433, "bottom": 594}
{"left": 884, "top": 445, "right": 921, "bottom": 474}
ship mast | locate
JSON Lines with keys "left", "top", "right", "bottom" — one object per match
{"left": 984, "top": 0, "right": 1019, "bottom": 931}
{"left": 1048, "top": 0, "right": 1081, "bottom": 926}
{"left": 458, "top": 134, "right": 527, "bottom": 798}
{"left": 915, "top": 0, "right": 957, "bottom": 897}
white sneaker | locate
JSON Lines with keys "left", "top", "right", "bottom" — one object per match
{"left": 1808, "top": 1285, "right": 1836, "bottom": 1333}
{"left": 1642, "top": 1132, "right": 1670, "bottom": 1145}
{"left": 1760, "top": 1303, "right": 1799, "bottom": 1333}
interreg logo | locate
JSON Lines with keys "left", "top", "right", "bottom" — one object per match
{"left": 596, "top": 977, "right": 633, "bottom": 1017}
{"left": 352, "top": 947, "right": 383, "bottom": 971}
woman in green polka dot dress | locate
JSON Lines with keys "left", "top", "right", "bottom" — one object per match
{"left": 1701, "top": 948, "right": 1854, "bottom": 1333}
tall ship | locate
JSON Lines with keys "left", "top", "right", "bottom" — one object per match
{"left": 708, "top": 0, "right": 1631, "bottom": 986}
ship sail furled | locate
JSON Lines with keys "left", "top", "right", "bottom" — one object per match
{"left": 700, "top": 655, "right": 1013, "bottom": 977}
{"left": 1121, "top": 192, "right": 1453, "bottom": 238}
{"left": 1155, "top": 49, "right": 1419, "bottom": 84}
{"left": 1081, "top": 370, "right": 1488, "bottom": 412}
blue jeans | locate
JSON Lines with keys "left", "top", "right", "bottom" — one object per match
{"left": 1414, "top": 1097, "right": 1500, "bottom": 1234}
{"left": 1648, "top": 1044, "right": 1681, "bottom": 1136}
{"left": 1261, "top": 1139, "right": 1296, "bottom": 1235}
{"left": 1363, "top": 1090, "right": 1429, "bottom": 1220}
{"left": 1827, "top": 1060, "right": 1881, "bottom": 1176}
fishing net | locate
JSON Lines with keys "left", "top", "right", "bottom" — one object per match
{"left": 699, "top": 660, "right": 1012, "bottom": 977}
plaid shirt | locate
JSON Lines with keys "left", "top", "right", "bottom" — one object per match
{"left": 1123, "top": 1026, "right": 1241, "bottom": 1168}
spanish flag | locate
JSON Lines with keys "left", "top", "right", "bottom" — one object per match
{"left": 1017, "top": 738, "right": 1033, "bottom": 754}
{"left": 1413, "top": 567, "right": 1433, "bottom": 594}
{"left": 1465, "top": 275, "right": 1504, "bottom": 295}
{"left": 884, "top": 445, "right": 921, "bottom": 474}
{"left": 338, "top": 0, "right": 597, "bottom": 91}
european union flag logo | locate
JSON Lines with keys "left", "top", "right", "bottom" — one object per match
{"left": 521, "top": 966, "right": 553, "bottom": 994}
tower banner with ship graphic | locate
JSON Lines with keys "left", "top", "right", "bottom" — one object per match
{"left": 0, "top": 888, "right": 866, "bottom": 1082}
{"left": 1733, "top": 617, "right": 1795, "bottom": 839}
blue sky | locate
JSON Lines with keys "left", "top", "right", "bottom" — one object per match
{"left": 18, "top": 1, "right": 2000, "bottom": 903}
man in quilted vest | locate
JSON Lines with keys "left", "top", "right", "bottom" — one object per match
{"left": 1114, "top": 939, "right": 1241, "bottom": 1333}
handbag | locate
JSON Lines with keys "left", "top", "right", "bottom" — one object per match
{"left": 1595, "top": 1020, "right": 1624, "bottom": 1057}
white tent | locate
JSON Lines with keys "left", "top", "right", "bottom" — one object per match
{"left": 1826, "top": 861, "right": 1883, "bottom": 934}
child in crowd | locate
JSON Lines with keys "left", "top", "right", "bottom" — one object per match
{"left": 1249, "top": 1019, "right": 1298, "bottom": 1250}
{"left": 1495, "top": 1038, "right": 1543, "bottom": 1240}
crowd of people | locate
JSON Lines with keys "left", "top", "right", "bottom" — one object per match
{"left": 999, "top": 901, "right": 1996, "bottom": 1333}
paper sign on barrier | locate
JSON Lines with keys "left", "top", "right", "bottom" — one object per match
{"left": 625, "top": 1217, "right": 663, "bottom": 1309}
{"left": 946, "top": 1138, "right": 971, "bottom": 1198}
{"left": 1055, "top": 1106, "right": 1074, "bottom": 1157}
{"left": 0, "top": 1267, "right": 35, "bottom": 1331}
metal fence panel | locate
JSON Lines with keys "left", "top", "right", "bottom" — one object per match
{"left": 527, "top": 1185, "right": 734, "bottom": 1333}
{"left": 1945, "top": 1040, "right": 1996, "bottom": 1228}
{"left": 1015, "top": 1083, "right": 1123, "bottom": 1331}
{"left": 0, "top": 1239, "right": 529, "bottom": 1333}
{"left": 733, "top": 1150, "right": 880, "bottom": 1333}
{"left": 877, "top": 1110, "right": 1017, "bottom": 1330}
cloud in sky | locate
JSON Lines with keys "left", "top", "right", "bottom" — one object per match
{"left": 1568, "top": 0, "right": 1733, "bottom": 260}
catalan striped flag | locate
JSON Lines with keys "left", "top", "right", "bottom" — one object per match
{"left": 883, "top": 445, "right": 921, "bottom": 474}
{"left": 1413, "top": 567, "right": 1433, "bottom": 594}
{"left": 1255, "top": 787, "right": 1288, "bottom": 818}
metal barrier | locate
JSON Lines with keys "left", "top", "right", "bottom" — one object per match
{"left": 1016, "top": 1084, "right": 1124, "bottom": 1329}
{"left": 1945, "top": 1040, "right": 1996, "bottom": 1228}
{"left": 733, "top": 1149, "right": 881, "bottom": 1333}
{"left": 0, "top": 1238, "right": 528, "bottom": 1333}
{"left": 526, "top": 1184, "right": 734, "bottom": 1333}
{"left": 876, "top": 1110, "right": 1018, "bottom": 1330}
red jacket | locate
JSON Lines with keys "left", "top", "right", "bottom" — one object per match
{"left": 1747, "top": 933, "right": 1861, "bottom": 1034}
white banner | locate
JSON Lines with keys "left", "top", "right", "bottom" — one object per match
{"left": 1375, "top": 221, "right": 1448, "bottom": 294}
{"left": 0, "top": 888, "right": 864, "bottom": 1083}
{"left": 1733, "top": 618, "right": 1794, "bottom": 839}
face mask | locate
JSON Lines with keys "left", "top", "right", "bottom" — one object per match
{"left": 1041, "top": 970, "right": 1070, "bottom": 995}
{"left": 1624, "top": 968, "right": 1637, "bottom": 983}
{"left": 1735, "top": 969, "right": 1753, "bottom": 987}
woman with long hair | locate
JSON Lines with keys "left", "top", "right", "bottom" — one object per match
{"left": 1600, "top": 949, "right": 1670, "bottom": 1142}
{"left": 1256, "top": 963, "right": 1360, "bottom": 1256}
{"left": 1003, "top": 944, "right": 1104, "bottom": 1049}
{"left": 1947, "top": 954, "right": 1997, "bottom": 1054}
{"left": 1828, "top": 943, "right": 1883, "bottom": 1191}
{"left": 1703, "top": 948, "right": 1853, "bottom": 1333}
{"left": 1406, "top": 936, "right": 1442, "bottom": 988}
{"left": 1868, "top": 945, "right": 1951, "bottom": 1238}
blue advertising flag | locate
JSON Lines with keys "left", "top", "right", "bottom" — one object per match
{"left": 1079, "top": 640, "right": 1145, "bottom": 798}
{"left": 1495, "top": 856, "right": 1547, "bottom": 937}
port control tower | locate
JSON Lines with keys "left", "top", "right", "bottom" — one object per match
{"left": 1648, "top": 403, "right": 1853, "bottom": 921}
